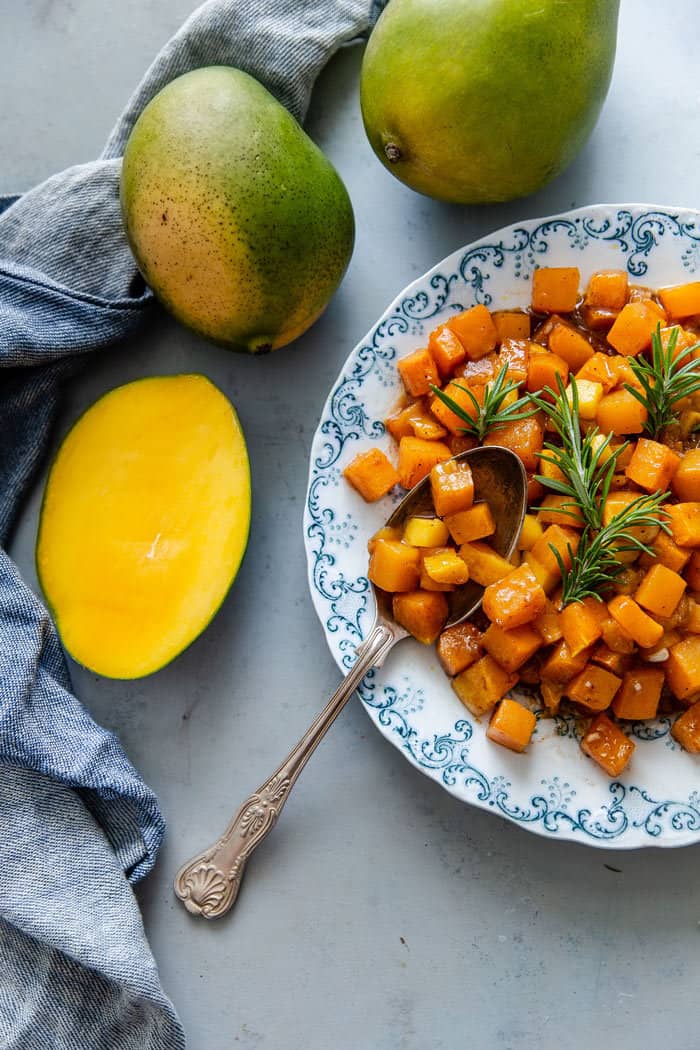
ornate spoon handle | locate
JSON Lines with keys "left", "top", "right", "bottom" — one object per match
{"left": 174, "top": 619, "right": 397, "bottom": 918}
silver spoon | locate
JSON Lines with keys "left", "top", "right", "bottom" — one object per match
{"left": 174, "top": 445, "right": 527, "bottom": 919}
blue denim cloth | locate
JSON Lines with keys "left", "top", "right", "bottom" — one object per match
{"left": 0, "top": 1, "right": 380, "bottom": 1046}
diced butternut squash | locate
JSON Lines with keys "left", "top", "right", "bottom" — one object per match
{"left": 487, "top": 698, "right": 537, "bottom": 752}
{"left": 526, "top": 350, "right": 569, "bottom": 399}
{"left": 585, "top": 269, "right": 628, "bottom": 311}
{"left": 658, "top": 281, "right": 700, "bottom": 320}
{"left": 532, "top": 266, "right": 580, "bottom": 314}
{"left": 452, "top": 654, "right": 518, "bottom": 717}
{"left": 367, "top": 525, "right": 402, "bottom": 554}
{"left": 517, "top": 514, "right": 544, "bottom": 551}
{"left": 640, "top": 530, "right": 691, "bottom": 574}
{"left": 397, "top": 347, "right": 440, "bottom": 397}
{"left": 403, "top": 516, "right": 450, "bottom": 548}
{"left": 581, "top": 713, "right": 634, "bottom": 776}
{"left": 634, "top": 563, "right": 686, "bottom": 618}
{"left": 430, "top": 459, "right": 474, "bottom": 517}
{"left": 483, "top": 413, "right": 545, "bottom": 472}
{"left": 343, "top": 447, "right": 399, "bottom": 502}
{"left": 533, "top": 598, "right": 564, "bottom": 644}
{"left": 671, "top": 700, "right": 700, "bottom": 752}
{"left": 565, "top": 663, "right": 622, "bottom": 712}
{"left": 397, "top": 436, "right": 452, "bottom": 489}
{"left": 497, "top": 338, "right": 530, "bottom": 383}
{"left": 423, "top": 548, "right": 469, "bottom": 586}
{"left": 492, "top": 311, "right": 531, "bottom": 342}
{"left": 522, "top": 551, "right": 559, "bottom": 594}
{"left": 393, "top": 590, "right": 448, "bottom": 645}
{"left": 686, "top": 551, "right": 700, "bottom": 590}
{"left": 541, "top": 639, "right": 592, "bottom": 683}
{"left": 430, "top": 381, "right": 483, "bottom": 434}
{"left": 559, "top": 599, "right": 604, "bottom": 657}
{"left": 419, "top": 553, "right": 455, "bottom": 592}
{"left": 447, "top": 304, "right": 498, "bottom": 360}
{"left": 530, "top": 524, "right": 580, "bottom": 578}
{"left": 482, "top": 622, "right": 543, "bottom": 672}
{"left": 591, "top": 643, "right": 630, "bottom": 677}
{"left": 549, "top": 322, "right": 594, "bottom": 370}
{"left": 385, "top": 401, "right": 422, "bottom": 441}
{"left": 611, "top": 666, "right": 664, "bottom": 720}
{"left": 566, "top": 379, "right": 603, "bottom": 420}
{"left": 606, "top": 354, "right": 643, "bottom": 391}
{"left": 685, "top": 600, "right": 700, "bottom": 634}
{"left": 368, "top": 539, "right": 421, "bottom": 592}
{"left": 625, "top": 438, "right": 680, "bottom": 493}
{"left": 540, "top": 679, "right": 565, "bottom": 715}
{"left": 437, "top": 622, "right": 482, "bottom": 676}
{"left": 428, "top": 324, "right": 467, "bottom": 377}
{"left": 596, "top": 389, "right": 648, "bottom": 435}
{"left": 672, "top": 449, "right": 700, "bottom": 502}
{"left": 407, "top": 406, "right": 448, "bottom": 441}
{"left": 458, "top": 542, "right": 513, "bottom": 586}
{"left": 537, "top": 494, "right": 585, "bottom": 528}
{"left": 444, "top": 503, "right": 495, "bottom": 544}
{"left": 607, "top": 301, "right": 660, "bottom": 356}
{"left": 600, "top": 615, "right": 635, "bottom": 655}
{"left": 607, "top": 594, "right": 664, "bottom": 649}
{"left": 454, "top": 353, "right": 498, "bottom": 385}
{"left": 580, "top": 304, "right": 619, "bottom": 331}
{"left": 666, "top": 502, "right": 700, "bottom": 547}
{"left": 666, "top": 636, "right": 700, "bottom": 701}
{"left": 482, "top": 564, "right": 546, "bottom": 630}
{"left": 575, "top": 352, "right": 617, "bottom": 392}
{"left": 447, "top": 433, "right": 479, "bottom": 456}
{"left": 603, "top": 491, "right": 660, "bottom": 548}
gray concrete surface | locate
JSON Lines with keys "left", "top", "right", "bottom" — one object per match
{"left": 3, "top": 2, "right": 700, "bottom": 1048}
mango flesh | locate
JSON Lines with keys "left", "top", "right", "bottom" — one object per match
{"left": 120, "top": 67, "right": 355, "bottom": 352}
{"left": 36, "top": 375, "right": 251, "bottom": 679}
{"left": 360, "top": 0, "right": 620, "bottom": 204}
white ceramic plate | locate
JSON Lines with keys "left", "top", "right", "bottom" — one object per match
{"left": 303, "top": 204, "right": 700, "bottom": 849}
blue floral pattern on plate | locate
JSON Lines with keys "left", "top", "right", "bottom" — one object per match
{"left": 304, "top": 205, "right": 700, "bottom": 849}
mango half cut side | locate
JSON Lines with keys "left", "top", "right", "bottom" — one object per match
{"left": 36, "top": 374, "right": 251, "bottom": 679}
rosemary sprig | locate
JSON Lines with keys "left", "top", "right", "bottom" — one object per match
{"left": 430, "top": 363, "right": 537, "bottom": 442}
{"left": 528, "top": 375, "right": 626, "bottom": 531}
{"left": 624, "top": 324, "right": 700, "bottom": 439}
{"left": 554, "top": 491, "right": 671, "bottom": 605}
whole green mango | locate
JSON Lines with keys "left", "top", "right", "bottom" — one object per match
{"left": 360, "top": 0, "right": 620, "bottom": 204}
{"left": 121, "top": 67, "right": 354, "bottom": 352}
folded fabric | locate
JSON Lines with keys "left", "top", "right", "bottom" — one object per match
{"left": 0, "top": 1, "right": 381, "bottom": 1046}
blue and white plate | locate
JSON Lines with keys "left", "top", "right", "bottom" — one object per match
{"left": 303, "top": 204, "right": 700, "bottom": 849}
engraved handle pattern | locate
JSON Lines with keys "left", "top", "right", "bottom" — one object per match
{"left": 174, "top": 619, "right": 397, "bottom": 919}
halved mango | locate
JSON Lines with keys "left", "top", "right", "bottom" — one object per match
{"left": 36, "top": 374, "right": 251, "bottom": 679}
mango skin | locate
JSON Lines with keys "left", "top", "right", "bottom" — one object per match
{"left": 121, "top": 67, "right": 355, "bottom": 352}
{"left": 360, "top": 0, "right": 620, "bottom": 204}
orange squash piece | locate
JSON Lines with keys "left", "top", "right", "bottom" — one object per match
{"left": 481, "top": 622, "right": 543, "bottom": 673}
{"left": 600, "top": 616, "right": 635, "bottom": 655}
{"left": 611, "top": 666, "right": 664, "bottom": 720}
{"left": 444, "top": 503, "right": 495, "bottom": 544}
{"left": 385, "top": 400, "right": 422, "bottom": 441}
{"left": 581, "top": 713, "right": 634, "bottom": 776}
{"left": 548, "top": 321, "right": 594, "bottom": 370}
{"left": 591, "top": 643, "right": 630, "bottom": 677}
{"left": 666, "top": 502, "right": 700, "bottom": 547}
{"left": 533, "top": 598, "right": 564, "bottom": 644}
{"left": 393, "top": 590, "right": 448, "bottom": 645}
{"left": 447, "top": 433, "right": 478, "bottom": 456}
{"left": 565, "top": 663, "right": 622, "bottom": 712}
{"left": 430, "top": 459, "right": 474, "bottom": 517}
{"left": 454, "top": 352, "right": 498, "bottom": 385}
{"left": 447, "top": 304, "right": 498, "bottom": 360}
{"left": 492, "top": 311, "right": 531, "bottom": 342}
{"left": 437, "top": 622, "right": 482, "bottom": 676}
{"left": 423, "top": 548, "right": 469, "bottom": 586}
{"left": 624, "top": 437, "right": 680, "bottom": 493}
{"left": 531, "top": 524, "right": 581, "bottom": 578}
{"left": 397, "top": 436, "right": 452, "bottom": 489}
{"left": 607, "top": 594, "right": 664, "bottom": 649}
{"left": 607, "top": 301, "right": 660, "bottom": 356}
{"left": 672, "top": 450, "right": 700, "bottom": 502}
{"left": 596, "top": 389, "right": 648, "bottom": 435}
{"left": 497, "top": 338, "right": 530, "bottom": 384}
{"left": 526, "top": 350, "right": 569, "bottom": 398}
{"left": 487, "top": 698, "right": 537, "bottom": 753}
{"left": 532, "top": 267, "right": 580, "bottom": 314}
{"left": 537, "top": 495, "right": 585, "bottom": 528}
{"left": 459, "top": 541, "right": 514, "bottom": 587}
{"left": 343, "top": 447, "right": 399, "bottom": 502}
{"left": 559, "top": 600, "right": 604, "bottom": 657}
{"left": 634, "top": 563, "right": 686, "bottom": 618}
{"left": 483, "top": 414, "right": 545, "bottom": 472}
{"left": 575, "top": 352, "right": 617, "bottom": 392}
{"left": 419, "top": 550, "right": 455, "bottom": 592}
{"left": 602, "top": 491, "right": 660, "bottom": 549}
{"left": 585, "top": 269, "right": 628, "bottom": 311}
{"left": 671, "top": 700, "right": 700, "bottom": 752}
{"left": 606, "top": 354, "right": 643, "bottom": 391}
{"left": 368, "top": 539, "right": 421, "bottom": 593}
{"left": 367, "top": 525, "right": 402, "bottom": 554}
{"left": 658, "top": 281, "right": 700, "bottom": 320}
{"left": 640, "top": 530, "right": 692, "bottom": 574}
{"left": 666, "top": 636, "right": 700, "bottom": 701}
{"left": 430, "top": 381, "right": 483, "bottom": 434}
{"left": 482, "top": 563, "right": 546, "bottom": 630}
{"left": 522, "top": 551, "right": 559, "bottom": 594}
{"left": 541, "top": 639, "right": 592, "bottom": 683}
{"left": 688, "top": 601, "right": 700, "bottom": 634}
{"left": 686, "top": 551, "right": 700, "bottom": 590}
{"left": 452, "top": 654, "right": 518, "bottom": 717}
{"left": 428, "top": 323, "right": 468, "bottom": 378}
{"left": 397, "top": 347, "right": 440, "bottom": 397}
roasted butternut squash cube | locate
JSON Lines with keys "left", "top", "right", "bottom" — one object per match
{"left": 666, "top": 636, "right": 700, "bottom": 701}
{"left": 549, "top": 322, "right": 594, "bottom": 370}
{"left": 397, "top": 436, "right": 452, "bottom": 489}
{"left": 565, "top": 379, "right": 603, "bottom": 420}
{"left": 607, "top": 301, "right": 660, "bottom": 356}
{"left": 437, "top": 622, "right": 482, "bottom": 676}
{"left": 541, "top": 639, "right": 592, "bottom": 683}
{"left": 625, "top": 437, "right": 680, "bottom": 493}
{"left": 666, "top": 502, "right": 700, "bottom": 547}
{"left": 596, "top": 389, "right": 648, "bottom": 435}
{"left": 565, "top": 663, "right": 622, "bottom": 712}
{"left": 497, "top": 337, "right": 530, "bottom": 383}
{"left": 585, "top": 269, "right": 628, "bottom": 311}
{"left": 607, "top": 594, "right": 663, "bottom": 649}
{"left": 537, "top": 495, "right": 585, "bottom": 528}
{"left": 603, "top": 491, "right": 660, "bottom": 548}
{"left": 483, "top": 413, "right": 545, "bottom": 472}
{"left": 611, "top": 666, "right": 664, "bottom": 720}
{"left": 517, "top": 514, "right": 544, "bottom": 551}
{"left": 671, "top": 700, "right": 700, "bottom": 752}
{"left": 444, "top": 502, "right": 495, "bottom": 544}
{"left": 447, "top": 433, "right": 478, "bottom": 456}
{"left": 526, "top": 350, "right": 569, "bottom": 399}
{"left": 430, "top": 459, "right": 474, "bottom": 518}
{"left": 686, "top": 551, "right": 700, "bottom": 591}
{"left": 430, "top": 381, "right": 483, "bottom": 434}
{"left": 397, "top": 347, "right": 440, "bottom": 397}
{"left": 392, "top": 590, "right": 449, "bottom": 645}
{"left": 591, "top": 643, "right": 630, "bottom": 677}
{"left": 634, "top": 563, "right": 686, "bottom": 618}
{"left": 492, "top": 311, "right": 531, "bottom": 342}
{"left": 343, "top": 447, "right": 399, "bottom": 502}
{"left": 368, "top": 539, "right": 421, "bottom": 593}
{"left": 447, "top": 304, "right": 498, "bottom": 360}
{"left": 640, "top": 530, "right": 691, "bottom": 575}
{"left": 407, "top": 406, "right": 448, "bottom": 441}
{"left": 428, "top": 323, "right": 467, "bottom": 377}
{"left": 559, "top": 599, "right": 605, "bottom": 657}
{"left": 482, "top": 564, "right": 546, "bottom": 629}
{"left": 658, "top": 281, "right": 700, "bottom": 320}
{"left": 531, "top": 524, "right": 580, "bottom": 578}
{"left": 452, "top": 654, "right": 518, "bottom": 717}
{"left": 532, "top": 266, "right": 580, "bottom": 314}
{"left": 454, "top": 352, "right": 498, "bottom": 385}
{"left": 581, "top": 713, "right": 634, "bottom": 776}
{"left": 385, "top": 401, "right": 422, "bottom": 441}
{"left": 575, "top": 352, "right": 617, "bottom": 392}
{"left": 458, "top": 541, "right": 513, "bottom": 586}
{"left": 419, "top": 550, "right": 456, "bottom": 592}
{"left": 403, "top": 516, "right": 450, "bottom": 548}
{"left": 487, "top": 698, "right": 537, "bottom": 753}
{"left": 367, "top": 525, "right": 402, "bottom": 553}
{"left": 482, "top": 622, "right": 543, "bottom": 672}
{"left": 600, "top": 616, "right": 635, "bottom": 655}
{"left": 672, "top": 449, "right": 700, "bottom": 502}
{"left": 685, "top": 600, "right": 700, "bottom": 634}
{"left": 422, "top": 548, "right": 469, "bottom": 586}
{"left": 522, "top": 551, "right": 559, "bottom": 594}
{"left": 533, "top": 598, "right": 564, "bottom": 644}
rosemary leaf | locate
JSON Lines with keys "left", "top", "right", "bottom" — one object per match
{"left": 430, "top": 363, "right": 536, "bottom": 442}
